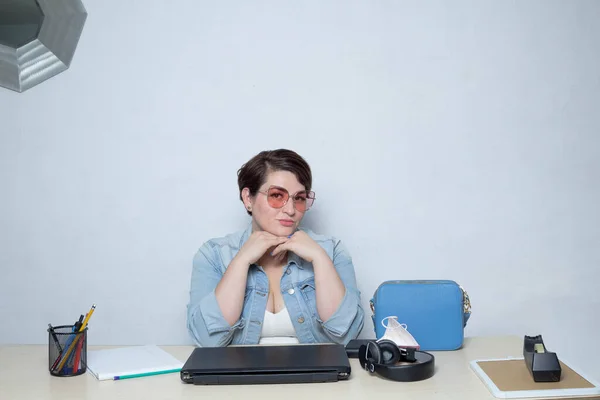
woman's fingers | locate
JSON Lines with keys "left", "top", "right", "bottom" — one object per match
{"left": 270, "top": 241, "right": 290, "bottom": 257}
{"left": 267, "top": 236, "right": 289, "bottom": 247}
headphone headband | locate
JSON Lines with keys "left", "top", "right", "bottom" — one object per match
{"left": 358, "top": 341, "right": 435, "bottom": 382}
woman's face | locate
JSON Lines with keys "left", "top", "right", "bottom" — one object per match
{"left": 244, "top": 170, "right": 308, "bottom": 237}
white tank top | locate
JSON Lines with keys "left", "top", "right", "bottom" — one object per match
{"left": 258, "top": 308, "right": 300, "bottom": 345}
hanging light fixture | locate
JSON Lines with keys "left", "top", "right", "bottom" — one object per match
{"left": 0, "top": 0, "right": 87, "bottom": 93}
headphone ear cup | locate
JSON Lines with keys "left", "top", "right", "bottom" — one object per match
{"left": 359, "top": 342, "right": 382, "bottom": 371}
{"left": 358, "top": 344, "right": 368, "bottom": 368}
{"left": 366, "top": 341, "right": 383, "bottom": 364}
{"left": 376, "top": 339, "right": 401, "bottom": 365}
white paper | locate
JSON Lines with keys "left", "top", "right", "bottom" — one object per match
{"left": 86, "top": 345, "right": 183, "bottom": 381}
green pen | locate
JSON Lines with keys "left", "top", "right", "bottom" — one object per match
{"left": 113, "top": 368, "right": 181, "bottom": 380}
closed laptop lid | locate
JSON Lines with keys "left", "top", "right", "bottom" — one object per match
{"left": 181, "top": 344, "right": 350, "bottom": 376}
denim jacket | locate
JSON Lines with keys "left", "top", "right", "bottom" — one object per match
{"left": 186, "top": 224, "right": 364, "bottom": 347}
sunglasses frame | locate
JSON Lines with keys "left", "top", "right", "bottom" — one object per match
{"left": 257, "top": 185, "right": 316, "bottom": 212}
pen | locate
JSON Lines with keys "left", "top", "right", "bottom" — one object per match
{"left": 55, "top": 304, "right": 96, "bottom": 372}
{"left": 52, "top": 315, "right": 83, "bottom": 369}
{"left": 48, "top": 324, "right": 63, "bottom": 353}
{"left": 113, "top": 368, "right": 181, "bottom": 380}
{"left": 73, "top": 334, "right": 85, "bottom": 372}
{"left": 74, "top": 314, "right": 84, "bottom": 331}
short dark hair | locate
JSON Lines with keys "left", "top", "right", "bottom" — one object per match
{"left": 237, "top": 149, "right": 312, "bottom": 215}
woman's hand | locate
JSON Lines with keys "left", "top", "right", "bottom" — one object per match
{"left": 235, "top": 231, "right": 290, "bottom": 266}
{"left": 270, "top": 231, "right": 328, "bottom": 263}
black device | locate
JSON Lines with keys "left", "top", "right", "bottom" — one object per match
{"left": 180, "top": 344, "right": 351, "bottom": 385}
{"left": 358, "top": 339, "right": 435, "bottom": 382}
{"left": 346, "top": 339, "right": 372, "bottom": 358}
{"left": 523, "top": 335, "right": 561, "bottom": 382}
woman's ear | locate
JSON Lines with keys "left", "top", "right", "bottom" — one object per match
{"left": 241, "top": 188, "right": 252, "bottom": 211}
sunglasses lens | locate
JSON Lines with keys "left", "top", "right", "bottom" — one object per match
{"left": 293, "top": 191, "right": 315, "bottom": 212}
{"left": 267, "top": 187, "right": 288, "bottom": 208}
{"left": 265, "top": 187, "right": 315, "bottom": 211}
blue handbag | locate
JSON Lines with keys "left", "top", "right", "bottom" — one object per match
{"left": 370, "top": 280, "right": 472, "bottom": 351}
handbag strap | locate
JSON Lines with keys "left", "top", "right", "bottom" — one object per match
{"left": 369, "top": 286, "right": 472, "bottom": 328}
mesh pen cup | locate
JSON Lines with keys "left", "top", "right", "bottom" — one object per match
{"left": 48, "top": 325, "right": 88, "bottom": 377}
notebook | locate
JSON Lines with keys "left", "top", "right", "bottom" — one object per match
{"left": 470, "top": 357, "right": 600, "bottom": 399}
{"left": 86, "top": 345, "right": 184, "bottom": 381}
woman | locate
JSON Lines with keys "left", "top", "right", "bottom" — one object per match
{"left": 186, "top": 149, "right": 364, "bottom": 347}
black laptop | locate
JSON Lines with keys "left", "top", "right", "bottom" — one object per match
{"left": 180, "top": 344, "right": 351, "bottom": 385}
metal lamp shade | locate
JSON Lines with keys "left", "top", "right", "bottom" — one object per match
{"left": 0, "top": 0, "right": 87, "bottom": 93}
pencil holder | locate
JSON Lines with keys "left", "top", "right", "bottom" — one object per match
{"left": 48, "top": 324, "right": 88, "bottom": 377}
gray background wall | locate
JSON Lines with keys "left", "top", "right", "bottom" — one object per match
{"left": 1, "top": 0, "right": 598, "bottom": 380}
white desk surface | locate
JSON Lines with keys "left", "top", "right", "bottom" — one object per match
{"left": 0, "top": 336, "right": 556, "bottom": 400}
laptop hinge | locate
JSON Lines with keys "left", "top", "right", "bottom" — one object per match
{"left": 192, "top": 371, "right": 340, "bottom": 385}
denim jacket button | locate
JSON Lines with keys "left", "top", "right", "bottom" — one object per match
{"left": 287, "top": 288, "right": 295, "bottom": 295}
{"left": 286, "top": 268, "right": 291, "bottom": 275}
{"left": 297, "top": 316, "right": 305, "bottom": 323}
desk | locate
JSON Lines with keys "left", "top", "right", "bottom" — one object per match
{"left": 0, "top": 336, "right": 537, "bottom": 400}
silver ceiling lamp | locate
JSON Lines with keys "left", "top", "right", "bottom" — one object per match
{"left": 0, "top": 0, "right": 87, "bottom": 93}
